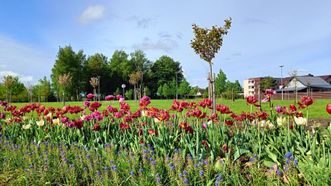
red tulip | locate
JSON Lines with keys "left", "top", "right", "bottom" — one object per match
{"left": 148, "top": 129, "right": 156, "bottom": 135}
{"left": 119, "top": 122, "right": 130, "bottom": 130}
{"left": 289, "top": 104, "right": 297, "bottom": 112}
{"left": 156, "top": 110, "right": 170, "bottom": 121}
{"left": 105, "top": 95, "right": 115, "bottom": 101}
{"left": 201, "top": 140, "right": 209, "bottom": 149}
{"left": 299, "top": 96, "right": 313, "bottom": 108}
{"left": 74, "top": 119, "right": 83, "bottom": 129}
{"left": 222, "top": 144, "right": 228, "bottom": 153}
{"left": 0, "top": 112, "right": 5, "bottom": 119}
{"left": 89, "top": 102, "right": 102, "bottom": 111}
{"left": 326, "top": 104, "right": 331, "bottom": 114}
{"left": 225, "top": 120, "right": 234, "bottom": 126}
{"left": 139, "top": 96, "right": 151, "bottom": 109}
{"left": 184, "top": 125, "right": 194, "bottom": 134}
{"left": 246, "top": 96, "right": 258, "bottom": 105}
{"left": 216, "top": 104, "right": 231, "bottom": 114}
{"left": 93, "top": 123, "right": 101, "bottom": 131}
{"left": 86, "top": 93, "right": 95, "bottom": 100}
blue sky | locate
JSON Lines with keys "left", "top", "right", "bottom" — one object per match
{"left": 0, "top": 0, "right": 330, "bottom": 87}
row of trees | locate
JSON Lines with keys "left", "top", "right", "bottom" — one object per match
{"left": 0, "top": 45, "right": 243, "bottom": 102}
{"left": 215, "top": 69, "right": 242, "bottom": 99}
{"left": 0, "top": 76, "right": 51, "bottom": 102}
{"left": 50, "top": 46, "right": 185, "bottom": 101}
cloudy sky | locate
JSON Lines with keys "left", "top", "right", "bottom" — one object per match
{"left": 0, "top": 0, "right": 330, "bottom": 87}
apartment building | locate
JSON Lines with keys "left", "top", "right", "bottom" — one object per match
{"left": 243, "top": 74, "right": 331, "bottom": 99}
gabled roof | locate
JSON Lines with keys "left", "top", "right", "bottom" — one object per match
{"left": 295, "top": 76, "right": 331, "bottom": 89}
{"left": 278, "top": 76, "right": 331, "bottom": 92}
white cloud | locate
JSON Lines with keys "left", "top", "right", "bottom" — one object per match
{"left": 79, "top": 5, "right": 106, "bottom": 24}
{"left": 0, "top": 70, "right": 33, "bottom": 83}
{"left": 133, "top": 37, "right": 178, "bottom": 52}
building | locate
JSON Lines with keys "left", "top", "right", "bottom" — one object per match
{"left": 243, "top": 74, "right": 331, "bottom": 99}
{"left": 243, "top": 77, "right": 262, "bottom": 97}
{"left": 278, "top": 75, "right": 331, "bottom": 99}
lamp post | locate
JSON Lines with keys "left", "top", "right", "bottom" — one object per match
{"left": 121, "top": 84, "right": 126, "bottom": 98}
{"left": 279, "top": 65, "right": 284, "bottom": 100}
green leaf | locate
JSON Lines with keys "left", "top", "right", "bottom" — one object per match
{"left": 263, "top": 160, "right": 276, "bottom": 167}
{"left": 266, "top": 147, "right": 280, "bottom": 165}
{"left": 233, "top": 148, "right": 251, "bottom": 161}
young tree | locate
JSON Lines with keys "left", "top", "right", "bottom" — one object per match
{"left": 144, "top": 87, "right": 151, "bottom": 96}
{"left": 38, "top": 77, "right": 51, "bottom": 102}
{"left": 162, "top": 84, "right": 171, "bottom": 99}
{"left": 260, "top": 76, "right": 277, "bottom": 90}
{"left": 90, "top": 77, "right": 99, "bottom": 100}
{"left": 289, "top": 70, "right": 298, "bottom": 102}
{"left": 114, "top": 87, "right": 121, "bottom": 95}
{"left": 157, "top": 85, "right": 163, "bottom": 98}
{"left": 125, "top": 89, "right": 133, "bottom": 100}
{"left": 58, "top": 73, "right": 72, "bottom": 105}
{"left": 109, "top": 50, "right": 131, "bottom": 93}
{"left": 190, "top": 86, "right": 199, "bottom": 97}
{"left": 51, "top": 46, "right": 85, "bottom": 101}
{"left": 215, "top": 69, "right": 227, "bottom": 97}
{"left": 2, "top": 75, "right": 25, "bottom": 102}
{"left": 191, "top": 18, "right": 231, "bottom": 113}
{"left": 233, "top": 80, "right": 242, "bottom": 92}
{"left": 178, "top": 79, "right": 191, "bottom": 98}
{"left": 129, "top": 71, "right": 143, "bottom": 100}
{"left": 83, "top": 53, "right": 108, "bottom": 98}
{"left": 130, "top": 50, "right": 150, "bottom": 98}
{"left": 2, "top": 75, "right": 15, "bottom": 102}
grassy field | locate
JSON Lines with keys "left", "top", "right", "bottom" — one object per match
{"left": 11, "top": 98, "right": 331, "bottom": 119}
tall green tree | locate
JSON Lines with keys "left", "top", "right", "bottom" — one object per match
{"left": 215, "top": 69, "right": 227, "bottom": 97}
{"left": 162, "top": 84, "right": 171, "bottom": 99}
{"left": 2, "top": 75, "right": 15, "bottom": 102}
{"left": 157, "top": 85, "right": 163, "bottom": 98}
{"left": 2, "top": 75, "right": 25, "bottom": 102}
{"left": 149, "top": 56, "right": 183, "bottom": 96}
{"left": 109, "top": 50, "right": 131, "bottom": 94}
{"left": 233, "top": 80, "right": 242, "bottom": 92}
{"left": 82, "top": 53, "right": 109, "bottom": 96}
{"left": 260, "top": 76, "right": 277, "bottom": 90}
{"left": 191, "top": 18, "right": 232, "bottom": 112}
{"left": 37, "top": 77, "right": 51, "bottom": 102}
{"left": 51, "top": 46, "right": 85, "bottom": 101}
{"left": 130, "top": 50, "right": 151, "bottom": 99}
{"left": 178, "top": 79, "right": 191, "bottom": 98}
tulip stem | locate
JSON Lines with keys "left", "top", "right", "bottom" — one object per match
{"left": 306, "top": 107, "right": 309, "bottom": 126}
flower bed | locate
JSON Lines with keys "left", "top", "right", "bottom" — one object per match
{"left": 0, "top": 94, "right": 330, "bottom": 185}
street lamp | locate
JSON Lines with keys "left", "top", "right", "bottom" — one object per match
{"left": 279, "top": 65, "right": 284, "bottom": 100}
{"left": 121, "top": 84, "right": 126, "bottom": 98}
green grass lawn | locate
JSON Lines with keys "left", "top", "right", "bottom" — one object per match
{"left": 11, "top": 98, "right": 331, "bottom": 119}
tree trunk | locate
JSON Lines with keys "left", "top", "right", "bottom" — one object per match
{"left": 209, "top": 62, "right": 216, "bottom": 113}
{"left": 6, "top": 89, "right": 8, "bottom": 102}
{"left": 134, "top": 84, "right": 137, "bottom": 101}
{"left": 93, "top": 88, "right": 97, "bottom": 101}
{"left": 63, "top": 91, "right": 65, "bottom": 106}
